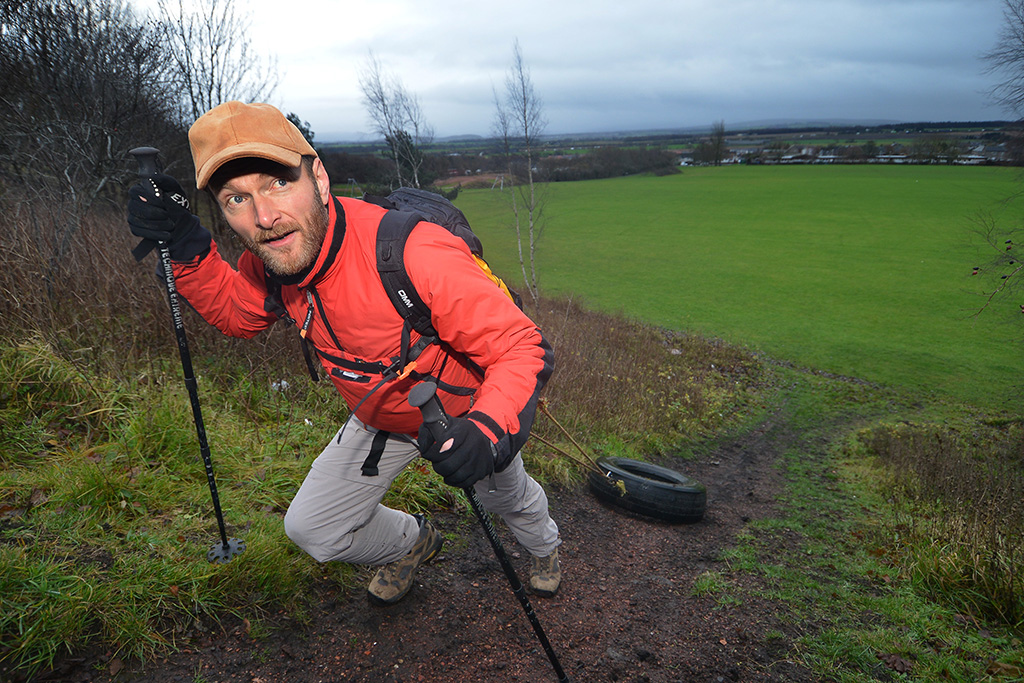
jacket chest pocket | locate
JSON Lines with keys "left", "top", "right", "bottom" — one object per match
{"left": 316, "top": 346, "right": 394, "bottom": 384}
{"left": 331, "top": 367, "right": 372, "bottom": 384}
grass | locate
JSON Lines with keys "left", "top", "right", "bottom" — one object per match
{"left": 709, "top": 370, "right": 1024, "bottom": 682}
{"left": 847, "top": 417, "right": 1024, "bottom": 625}
{"left": 0, "top": 339, "right": 372, "bottom": 674}
{"left": 690, "top": 570, "right": 726, "bottom": 596}
{"left": 454, "top": 165, "right": 1024, "bottom": 410}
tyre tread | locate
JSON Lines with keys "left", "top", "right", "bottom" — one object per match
{"left": 587, "top": 456, "right": 707, "bottom": 523}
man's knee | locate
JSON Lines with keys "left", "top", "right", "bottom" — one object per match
{"left": 284, "top": 507, "right": 353, "bottom": 563}
{"left": 284, "top": 502, "right": 418, "bottom": 565}
{"left": 283, "top": 508, "right": 320, "bottom": 560}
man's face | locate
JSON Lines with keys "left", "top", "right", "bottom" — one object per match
{"left": 213, "top": 159, "right": 331, "bottom": 277}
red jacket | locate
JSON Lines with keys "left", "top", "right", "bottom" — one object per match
{"left": 172, "top": 195, "right": 553, "bottom": 467}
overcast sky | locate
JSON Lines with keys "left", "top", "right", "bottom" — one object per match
{"left": 153, "top": 0, "right": 1013, "bottom": 141}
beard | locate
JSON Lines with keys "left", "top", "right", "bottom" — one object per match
{"left": 239, "top": 189, "right": 329, "bottom": 277}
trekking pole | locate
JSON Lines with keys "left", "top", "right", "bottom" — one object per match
{"left": 409, "top": 382, "right": 570, "bottom": 683}
{"left": 129, "top": 146, "right": 245, "bottom": 565}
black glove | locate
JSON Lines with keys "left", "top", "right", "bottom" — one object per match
{"left": 127, "top": 173, "right": 210, "bottom": 262}
{"left": 418, "top": 416, "right": 496, "bottom": 489}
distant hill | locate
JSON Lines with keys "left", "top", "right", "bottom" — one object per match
{"left": 320, "top": 120, "right": 1015, "bottom": 146}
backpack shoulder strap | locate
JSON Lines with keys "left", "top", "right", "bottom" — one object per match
{"left": 263, "top": 270, "right": 321, "bottom": 382}
{"left": 376, "top": 209, "right": 437, "bottom": 339}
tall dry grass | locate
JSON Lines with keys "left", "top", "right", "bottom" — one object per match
{"left": 529, "top": 297, "right": 762, "bottom": 450}
{"left": 1, "top": 189, "right": 175, "bottom": 365}
{"left": 854, "top": 421, "right": 1024, "bottom": 624}
{"left": 0, "top": 189, "right": 307, "bottom": 383}
{"left": 0, "top": 194, "right": 764, "bottom": 453}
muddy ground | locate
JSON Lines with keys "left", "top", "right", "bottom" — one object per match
{"left": 34, "top": 411, "right": 831, "bottom": 683}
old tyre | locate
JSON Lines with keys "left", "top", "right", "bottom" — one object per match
{"left": 588, "top": 456, "right": 706, "bottom": 523}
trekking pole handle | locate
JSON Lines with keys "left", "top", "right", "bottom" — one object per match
{"left": 409, "top": 381, "right": 450, "bottom": 442}
{"left": 130, "top": 146, "right": 161, "bottom": 178}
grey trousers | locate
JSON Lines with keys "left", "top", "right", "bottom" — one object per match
{"left": 283, "top": 416, "right": 561, "bottom": 565}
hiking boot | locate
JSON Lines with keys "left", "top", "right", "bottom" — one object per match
{"left": 367, "top": 515, "right": 444, "bottom": 605}
{"left": 529, "top": 547, "right": 561, "bottom": 597}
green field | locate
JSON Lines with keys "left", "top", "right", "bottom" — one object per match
{"left": 454, "top": 165, "right": 1024, "bottom": 411}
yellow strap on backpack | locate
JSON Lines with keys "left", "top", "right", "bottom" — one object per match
{"left": 472, "top": 253, "right": 516, "bottom": 302}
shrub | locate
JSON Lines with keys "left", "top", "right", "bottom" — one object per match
{"left": 529, "top": 297, "right": 762, "bottom": 453}
{"left": 852, "top": 421, "right": 1024, "bottom": 624}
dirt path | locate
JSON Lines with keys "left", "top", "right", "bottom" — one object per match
{"left": 40, "top": 409, "right": 826, "bottom": 683}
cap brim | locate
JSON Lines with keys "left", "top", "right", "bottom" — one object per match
{"left": 197, "top": 142, "right": 303, "bottom": 189}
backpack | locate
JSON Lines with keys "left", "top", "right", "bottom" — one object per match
{"left": 367, "top": 187, "right": 522, "bottom": 378}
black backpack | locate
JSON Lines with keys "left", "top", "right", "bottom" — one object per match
{"left": 368, "top": 187, "right": 522, "bottom": 377}
{"left": 375, "top": 187, "right": 518, "bottom": 316}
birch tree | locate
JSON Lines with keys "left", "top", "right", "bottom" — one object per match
{"left": 493, "top": 39, "right": 546, "bottom": 303}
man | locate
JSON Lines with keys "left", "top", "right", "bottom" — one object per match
{"left": 127, "top": 101, "right": 561, "bottom": 604}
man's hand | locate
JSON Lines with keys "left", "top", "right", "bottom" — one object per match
{"left": 127, "top": 173, "right": 210, "bottom": 261}
{"left": 418, "top": 417, "right": 495, "bottom": 489}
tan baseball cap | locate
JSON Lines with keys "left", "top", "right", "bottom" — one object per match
{"left": 189, "top": 101, "right": 316, "bottom": 189}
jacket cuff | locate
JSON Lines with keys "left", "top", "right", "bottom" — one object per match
{"left": 467, "top": 411, "right": 515, "bottom": 471}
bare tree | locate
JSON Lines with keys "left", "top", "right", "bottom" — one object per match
{"left": 984, "top": 2, "right": 1024, "bottom": 163}
{"left": 158, "top": 0, "right": 278, "bottom": 124}
{"left": 493, "top": 40, "right": 546, "bottom": 303}
{"left": 492, "top": 85, "right": 527, "bottom": 288}
{"left": 973, "top": 2, "right": 1024, "bottom": 321}
{"left": 985, "top": 0, "right": 1024, "bottom": 115}
{"left": 358, "top": 52, "right": 434, "bottom": 188}
{"left": 968, "top": 207, "right": 1024, "bottom": 319}
{"left": 0, "top": 0, "right": 180, "bottom": 294}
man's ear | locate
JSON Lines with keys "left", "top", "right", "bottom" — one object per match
{"left": 313, "top": 157, "right": 331, "bottom": 204}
